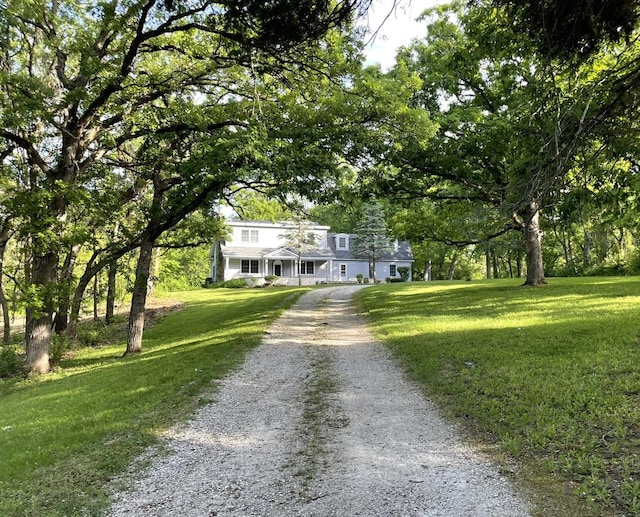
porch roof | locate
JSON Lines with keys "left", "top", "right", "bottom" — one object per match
{"left": 221, "top": 246, "right": 336, "bottom": 260}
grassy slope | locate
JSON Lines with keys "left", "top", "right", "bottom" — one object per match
{"left": 357, "top": 277, "right": 640, "bottom": 517}
{"left": 0, "top": 287, "right": 308, "bottom": 516}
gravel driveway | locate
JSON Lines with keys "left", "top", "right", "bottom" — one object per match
{"left": 109, "top": 285, "right": 531, "bottom": 516}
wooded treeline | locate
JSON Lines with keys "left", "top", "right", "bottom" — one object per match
{"left": 2, "top": 0, "right": 640, "bottom": 373}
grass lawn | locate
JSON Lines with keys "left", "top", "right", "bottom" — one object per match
{"left": 357, "top": 277, "right": 640, "bottom": 517}
{"left": 0, "top": 286, "right": 308, "bottom": 516}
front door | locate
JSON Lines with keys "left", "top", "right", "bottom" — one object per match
{"left": 274, "top": 264, "right": 282, "bottom": 276}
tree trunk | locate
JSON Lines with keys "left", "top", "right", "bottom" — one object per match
{"left": 485, "top": 248, "right": 492, "bottom": 279}
{"left": 93, "top": 274, "right": 100, "bottom": 321}
{"left": 106, "top": 260, "right": 117, "bottom": 325}
{"left": 447, "top": 251, "right": 459, "bottom": 280}
{"left": 125, "top": 239, "right": 154, "bottom": 356}
{"left": 25, "top": 251, "right": 58, "bottom": 373}
{"left": 53, "top": 245, "right": 80, "bottom": 334}
{"left": 424, "top": 260, "right": 432, "bottom": 281}
{"left": 521, "top": 201, "right": 547, "bottom": 286}
{"left": 0, "top": 228, "right": 10, "bottom": 344}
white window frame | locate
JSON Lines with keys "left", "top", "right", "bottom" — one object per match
{"left": 250, "top": 230, "right": 258, "bottom": 243}
{"left": 389, "top": 264, "right": 397, "bottom": 277}
{"left": 299, "top": 261, "right": 315, "bottom": 275}
{"left": 241, "top": 229, "right": 250, "bottom": 243}
{"left": 241, "top": 260, "right": 259, "bottom": 274}
{"left": 340, "top": 264, "right": 347, "bottom": 277}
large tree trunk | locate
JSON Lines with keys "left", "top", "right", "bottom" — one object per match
{"left": 124, "top": 239, "right": 154, "bottom": 356}
{"left": 25, "top": 251, "right": 58, "bottom": 373}
{"left": 106, "top": 260, "right": 117, "bottom": 325}
{"left": 521, "top": 200, "right": 547, "bottom": 286}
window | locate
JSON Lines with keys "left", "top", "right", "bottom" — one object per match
{"left": 299, "top": 261, "right": 315, "bottom": 275}
{"left": 241, "top": 229, "right": 259, "bottom": 243}
{"left": 340, "top": 264, "right": 347, "bottom": 277}
{"left": 389, "top": 264, "right": 397, "bottom": 277}
{"left": 241, "top": 260, "right": 259, "bottom": 274}
{"left": 338, "top": 236, "right": 346, "bottom": 248}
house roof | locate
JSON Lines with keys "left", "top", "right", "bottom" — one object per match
{"left": 327, "top": 234, "right": 414, "bottom": 262}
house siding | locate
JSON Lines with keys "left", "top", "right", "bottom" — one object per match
{"left": 215, "top": 220, "right": 414, "bottom": 284}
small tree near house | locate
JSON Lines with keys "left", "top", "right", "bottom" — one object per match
{"left": 280, "top": 217, "right": 318, "bottom": 286}
{"left": 351, "top": 200, "right": 393, "bottom": 282}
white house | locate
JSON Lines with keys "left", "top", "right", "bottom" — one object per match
{"left": 210, "top": 220, "right": 414, "bottom": 285}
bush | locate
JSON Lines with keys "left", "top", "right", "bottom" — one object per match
{"left": 356, "top": 274, "right": 363, "bottom": 284}
{"left": 210, "top": 279, "right": 248, "bottom": 289}
{"left": 264, "top": 275, "right": 279, "bottom": 285}
{"left": 0, "top": 346, "right": 26, "bottom": 378}
{"left": 50, "top": 334, "right": 69, "bottom": 368}
{"left": 397, "top": 267, "right": 410, "bottom": 281}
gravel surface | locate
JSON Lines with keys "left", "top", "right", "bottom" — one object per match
{"left": 109, "top": 285, "right": 531, "bottom": 516}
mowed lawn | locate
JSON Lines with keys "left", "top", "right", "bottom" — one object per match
{"left": 357, "top": 277, "right": 640, "bottom": 517}
{"left": 0, "top": 287, "right": 308, "bottom": 517}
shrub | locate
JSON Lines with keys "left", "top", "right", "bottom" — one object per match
{"left": 397, "top": 267, "right": 410, "bottom": 281}
{"left": 356, "top": 274, "right": 363, "bottom": 284}
{"left": 0, "top": 346, "right": 26, "bottom": 378}
{"left": 221, "top": 279, "right": 249, "bottom": 289}
{"left": 264, "top": 275, "right": 279, "bottom": 284}
{"left": 50, "top": 334, "right": 69, "bottom": 368}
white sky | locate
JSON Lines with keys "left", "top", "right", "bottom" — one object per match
{"left": 361, "top": 0, "right": 445, "bottom": 69}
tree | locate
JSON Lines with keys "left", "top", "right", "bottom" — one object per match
{"left": 373, "top": 0, "right": 640, "bottom": 286}
{"left": 351, "top": 199, "right": 393, "bottom": 281}
{"left": 490, "top": 0, "right": 639, "bottom": 59}
{"left": 0, "top": 0, "right": 369, "bottom": 372}
{"left": 280, "top": 216, "right": 319, "bottom": 286}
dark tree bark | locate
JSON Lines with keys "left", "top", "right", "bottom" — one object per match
{"left": 53, "top": 245, "right": 80, "bottom": 334}
{"left": 520, "top": 200, "right": 547, "bottom": 286}
{"left": 125, "top": 238, "right": 154, "bottom": 356}
{"left": 106, "top": 260, "right": 117, "bottom": 325}
{"left": 485, "top": 248, "right": 492, "bottom": 279}
{"left": 25, "top": 251, "right": 57, "bottom": 373}
{"left": 0, "top": 226, "right": 10, "bottom": 344}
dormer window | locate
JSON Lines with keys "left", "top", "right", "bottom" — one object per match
{"left": 335, "top": 234, "right": 349, "bottom": 250}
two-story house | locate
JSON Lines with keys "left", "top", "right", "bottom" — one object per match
{"left": 210, "top": 220, "right": 414, "bottom": 285}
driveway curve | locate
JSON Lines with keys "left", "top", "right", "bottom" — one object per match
{"left": 109, "top": 285, "right": 531, "bottom": 516}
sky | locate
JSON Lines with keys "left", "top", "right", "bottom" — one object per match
{"left": 361, "top": 0, "right": 445, "bottom": 69}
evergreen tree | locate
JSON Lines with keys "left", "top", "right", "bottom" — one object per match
{"left": 351, "top": 200, "right": 392, "bottom": 282}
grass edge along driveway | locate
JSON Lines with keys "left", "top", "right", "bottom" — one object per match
{"left": 0, "top": 287, "right": 309, "bottom": 517}
{"left": 357, "top": 277, "right": 640, "bottom": 517}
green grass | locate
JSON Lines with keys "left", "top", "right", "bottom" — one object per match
{"left": 0, "top": 286, "right": 308, "bottom": 517}
{"left": 357, "top": 277, "right": 640, "bottom": 516}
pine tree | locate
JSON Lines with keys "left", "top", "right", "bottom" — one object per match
{"left": 351, "top": 200, "right": 393, "bottom": 282}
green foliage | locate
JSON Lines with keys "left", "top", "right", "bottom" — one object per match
{"left": 397, "top": 266, "right": 410, "bottom": 281}
{"left": 0, "top": 287, "right": 308, "bottom": 516}
{"left": 49, "top": 334, "right": 69, "bottom": 369}
{"left": 0, "top": 346, "right": 26, "bottom": 379}
{"left": 210, "top": 279, "right": 248, "bottom": 289}
{"left": 358, "top": 277, "right": 640, "bottom": 516}
{"left": 157, "top": 246, "right": 211, "bottom": 292}
{"left": 356, "top": 274, "right": 363, "bottom": 283}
